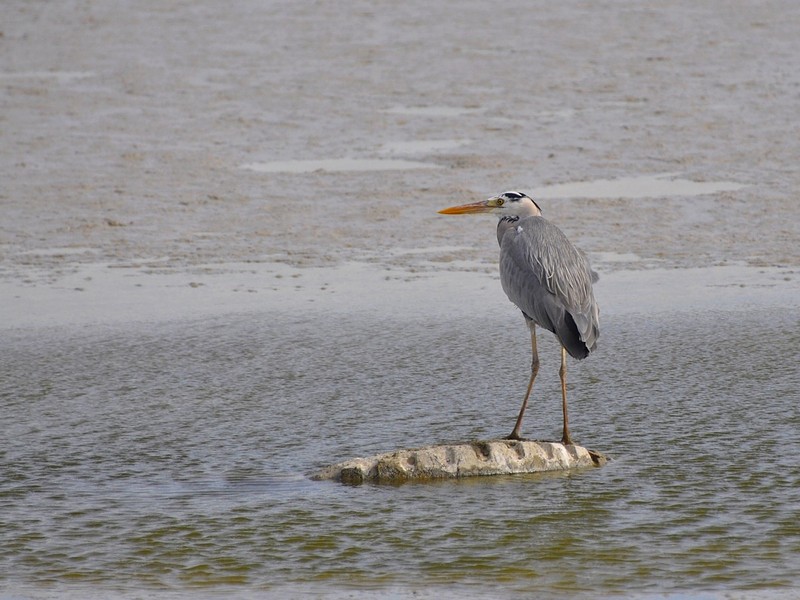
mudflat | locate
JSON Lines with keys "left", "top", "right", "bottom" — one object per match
{"left": 2, "top": 1, "right": 799, "bottom": 306}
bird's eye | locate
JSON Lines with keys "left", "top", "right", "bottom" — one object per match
{"left": 495, "top": 198, "right": 504, "bottom": 206}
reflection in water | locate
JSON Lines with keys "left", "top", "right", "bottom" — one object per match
{"left": 2, "top": 307, "right": 799, "bottom": 598}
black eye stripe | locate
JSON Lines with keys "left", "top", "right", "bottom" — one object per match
{"left": 503, "top": 191, "right": 526, "bottom": 201}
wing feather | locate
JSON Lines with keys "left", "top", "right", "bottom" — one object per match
{"left": 498, "top": 216, "right": 599, "bottom": 355}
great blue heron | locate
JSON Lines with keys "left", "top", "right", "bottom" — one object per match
{"left": 438, "top": 191, "right": 599, "bottom": 444}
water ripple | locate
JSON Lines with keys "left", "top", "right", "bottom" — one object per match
{"left": 2, "top": 309, "right": 800, "bottom": 598}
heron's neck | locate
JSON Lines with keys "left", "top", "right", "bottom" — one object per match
{"left": 518, "top": 203, "right": 542, "bottom": 217}
{"left": 496, "top": 216, "right": 519, "bottom": 246}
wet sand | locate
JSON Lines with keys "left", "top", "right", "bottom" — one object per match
{"left": 2, "top": 0, "right": 800, "bottom": 324}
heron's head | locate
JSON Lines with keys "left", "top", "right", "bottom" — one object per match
{"left": 438, "top": 191, "right": 542, "bottom": 218}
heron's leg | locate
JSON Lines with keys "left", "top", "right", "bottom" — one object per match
{"left": 559, "top": 346, "right": 573, "bottom": 445}
{"left": 507, "top": 321, "right": 539, "bottom": 440}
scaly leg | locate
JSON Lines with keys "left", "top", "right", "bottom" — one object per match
{"left": 559, "top": 345, "right": 573, "bottom": 445}
{"left": 507, "top": 320, "right": 539, "bottom": 440}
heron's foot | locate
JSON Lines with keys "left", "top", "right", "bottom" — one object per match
{"left": 560, "top": 435, "right": 574, "bottom": 446}
{"left": 505, "top": 430, "right": 524, "bottom": 441}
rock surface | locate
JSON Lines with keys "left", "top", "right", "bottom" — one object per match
{"left": 312, "top": 440, "right": 607, "bottom": 484}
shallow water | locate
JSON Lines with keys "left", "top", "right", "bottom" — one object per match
{"left": 528, "top": 174, "right": 747, "bottom": 199}
{"left": 3, "top": 302, "right": 799, "bottom": 599}
{"left": 3, "top": 1, "right": 800, "bottom": 596}
{"left": 239, "top": 158, "right": 442, "bottom": 173}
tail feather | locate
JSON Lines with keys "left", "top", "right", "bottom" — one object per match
{"left": 559, "top": 312, "right": 591, "bottom": 359}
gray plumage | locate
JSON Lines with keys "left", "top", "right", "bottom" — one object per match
{"left": 438, "top": 190, "right": 600, "bottom": 442}
{"left": 497, "top": 215, "right": 599, "bottom": 359}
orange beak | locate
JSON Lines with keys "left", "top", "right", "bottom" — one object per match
{"left": 438, "top": 199, "right": 496, "bottom": 215}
